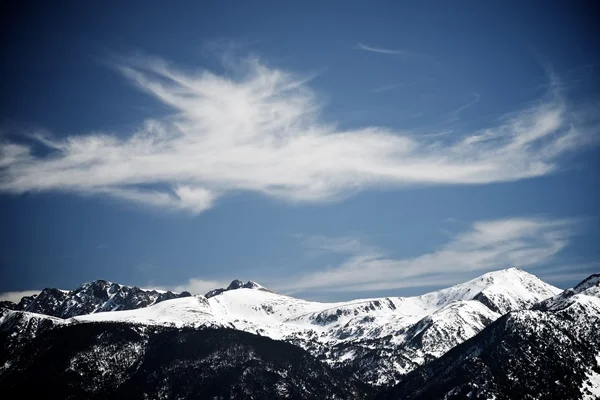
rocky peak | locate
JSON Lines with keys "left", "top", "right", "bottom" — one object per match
{"left": 7, "top": 280, "right": 188, "bottom": 319}
{"left": 16, "top": 294, "right": 38, "bottom": 310}
{"left": 205, "top": 280, "right": 266, "bottom": 298}
{"left": 227, "top": 280, "right": 245, "bottom": 290}
{"left": 572, "top": 273, "right": 600, "bottom": 294}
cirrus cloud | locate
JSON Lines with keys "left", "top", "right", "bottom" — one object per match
{"left": 0, "top": 55, "right": 594, "bottom": 214}
{"left": 277, "top": 217, "right": 579, "bottom": 294}
{"left": 356, "top": 42, "right": 409, "bottom": 55}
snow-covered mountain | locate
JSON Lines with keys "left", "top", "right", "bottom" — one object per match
{"left": 378, "top": 273, "right": 600, "bottom": 400}
{"left": 4, "top": 280, "right": 190, "bottom": 318}
{"left": 74, "top": 268, "right": 560, "bottom": 384}
{"left": 3, "top": 268, "right": 599, "bottom": 399}
{"left": 0, "top": 267, "right": 561, "bottom": 386}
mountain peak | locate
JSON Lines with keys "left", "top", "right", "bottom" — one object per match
{"left": 471, "top": 267, "right": 549, "bottom": 287}
{"left": 226, "top": 280, "right": 245, "bottom": 290}
{"left": 419, "top": 268, "right": 561, "bottom": 315}
{"left": 572, "top": 273, "right": 600, "bottom": 294}
{"left": 484, "top": 266, "right": 528, "bottom": 278}
{"left": 535, "top": 273, "right": 600, "bottom": 311}
{"left": 469, "top": 268, "right": 561, "bottom": 314}
{"left": 205, "top": 280, "right": 266, "bottom": 298}
{"left": 244, "top": 280, "right": 264, "bottom": 289}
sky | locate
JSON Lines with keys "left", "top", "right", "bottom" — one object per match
{"left": 1, "top": 1, "right": 599, "bottom": 302}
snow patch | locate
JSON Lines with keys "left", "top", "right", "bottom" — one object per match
{"left": 581, "top": 355, "right": 600, "bottom": 400}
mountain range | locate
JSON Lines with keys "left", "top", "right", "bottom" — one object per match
{"left": 1, "top": 268, "right": 598, "bottom": 399}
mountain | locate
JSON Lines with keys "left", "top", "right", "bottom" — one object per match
{"left": 378, "top": 273, "right": 600, "bottom": 400}
{"left": 0, "top": 267, "right": 561, "bottom": 387}
{"left": 4, "top": 268, "right": 596, "bottom": 399}
{"left": 81, "top": 268, "right": 559, "bottom": 384}
{"left": 7, "top": 280, "right": 191, "bottom": 318}
{"left": 0, "top": 322, "right": 370, "bottom": 400}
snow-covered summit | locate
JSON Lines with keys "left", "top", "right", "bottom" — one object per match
{"left": 424, "top": 267, "right": 562, "bottom": 314}
{"left": 205, "top": 279, "right": 268, "bottom": 298}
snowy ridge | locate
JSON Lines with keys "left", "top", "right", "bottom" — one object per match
{"left": 72, "top": 295, "right": 220, "bottom": 329}
{"left": 535, "top": 273, "right": 600, "bottom": 312}
{"left": 64, "top": 267, "right": 560, "bottom": 385}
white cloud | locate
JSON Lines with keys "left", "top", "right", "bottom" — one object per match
{"left": 166, "top": 278, "right": 229, "bottom": 295}
{"left": 356, "top": 43, "right": 408, "bottom": 55}
{"left": 0, "top": 55, "right": 595, "bottom": 214}
{"left": 0, "top": 290, "right": 40, "bottom": 303}
{"left": 104, "top": 185, "right": 216, "bottom": 214}
{"left": 277, "top": 217, "right": 578, "bottom": 293}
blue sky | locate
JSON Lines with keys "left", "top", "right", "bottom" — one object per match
{"left": 1, "top": 1, "right": 599, "bottom": 302}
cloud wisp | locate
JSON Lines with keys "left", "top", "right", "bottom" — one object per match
{"left": 356, "top": 43, "right": 409, "bottom": 55}
{"left": 167, "top": 278, "right": 229, "bottom": 295}
{"left": 278, "top": 217, "right": 579, "bottom": 293}
{"left": 0, "top": 55, "right": 594, "bottom": 214}
{"left": 371, "top": 83, "right": 404, "bottom": 93}
{"left": 447, "top": 92, "right": 481, "bottom": 118}
{"left": 0, "top": 290, "right": 40, "bottom": 303}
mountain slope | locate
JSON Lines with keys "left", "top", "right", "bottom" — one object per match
{"left": 378, "top": 273, "right": 600, "bottom": 400}
{"left": 0, "top": 308, "right": 64, "bottom": 374}
{"left": 0, "top": 323, "right": 369, "bottom": 400}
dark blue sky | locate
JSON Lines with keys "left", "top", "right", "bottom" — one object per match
{"left": 1, "top": 1, "right": 599, "bottom": 301}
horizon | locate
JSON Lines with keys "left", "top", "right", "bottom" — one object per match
{"left": 1, "top": 2, "right": 599, "bottom": 302}
{"left": 0, "top": 266, "right": 590, "bottom": 305}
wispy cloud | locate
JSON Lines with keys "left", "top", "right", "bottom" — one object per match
{"left": 0, "top": 55, "right": 595, "bottom": 214}
{"left": 538, "top": 263, "right": 600, "bottom": 287}
{"left": 447, "top": 92, "right": 481, "bottom": 117}
{"left": 302, "top": 235, "right": 378, "bottom": 255}
{"left": 278, "top": 217, "right": 579, "bottom": 293}
{"left": 371, "top": 83, "right": 404, "bottom": 93}
{"left": 165, "top": 278, "right": 229, "bottom": 295}
{"left": 0, "top": 290, "right": 40, "bottom": 303}
{"left": 356, "top": 42, "right": 408, "bottom": 55}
